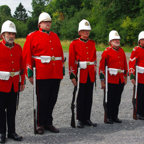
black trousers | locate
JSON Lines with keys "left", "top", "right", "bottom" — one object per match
{"left": 107, "top": 82, "right": 124, "bottom": 119}
{"left": 0, "top": 85, "right": 17, "bottom": 134}
{"left": 76, "top": 74, "right": 94, "bottom": 122}
{"left": 36, "top": 79, "right": 61, "bottom": 126}
{"left": 137, "top": 83, "right": 144, "bottom": 115}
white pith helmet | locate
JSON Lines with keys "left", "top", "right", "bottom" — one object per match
{"left": 1, "top": 20, "right": 17, "bottom": 35}
{"left": 138, "top": 31, "right": 144, "bottom": 42}
{"left": 38, "top": 12, "right": 52, "bottom": 24}
{"left": 109, "top": 30, "right": 120, "bottom": 42}
{"left": 78, "top": 19, "right": 91, "bottom": 32}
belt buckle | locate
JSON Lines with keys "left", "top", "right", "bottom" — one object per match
{"left": 10, "top": 72, "right": 15, "bottom": 77}
{"left": 118, "top": 69, "right": 121, "bottom": 73}
{"left": 51, "top": 56, "right": 55, "bottom": 61}
{"left": 87, "top": 62, "right": 90, "bottom": 66}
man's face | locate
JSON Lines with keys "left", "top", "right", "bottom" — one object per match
{"left": 39, "top": 21, "right": 52, "bottom": 31}
{"left": 2, "top": 32, "right": 16, "bottom": 45}
{"left": 110, "top": 39, "right": 120, "bottom": 47}
{"left": 79, "top": 30, "right": 90, "bottom": 39}
{"left": 140, "top": 39, "right": 144, "bottom": 46}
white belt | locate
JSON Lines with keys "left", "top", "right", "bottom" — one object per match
{"left": 137, "top": 66, "right": 144, "bottom": 74}
{"left": 32, "top": 56, "right": 62, "bottom": 63}
{"left": 108, "top": 68, "right": 124, "bottom": 75}
{"left": 75, "top": 61, "right": 95, "bottom": 69}
{"left": 0, "top": 71, "right": 19, "bottom": 80}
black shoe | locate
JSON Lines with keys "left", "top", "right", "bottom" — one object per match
{"left": 107, "top": 119, "right": 113, "bottom": 124}
{"left": 44, "top": 125, "right": 59, "bottom": 133}
{"left": 113, "top": 118, "right": 122, "bottom": 123}
{"left": 137, "top": 114, "right": 144, "bottom": 120}
{"left": 84, "top": 120, "right": 97, "bottom": 127}
{"left": 8, "top": 133, "right": 23, "bottom": 141}
{"left": 0, "top": 134, "right": 6, "bottom": 143}
{"left": 77, "top": 121, "right": 84, "bottom": 128}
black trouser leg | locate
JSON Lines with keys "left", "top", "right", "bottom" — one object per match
{"left": 0, "top": 86, "right": 17, "bottom": 134}
{"left": 7, "top": 87, "right": 17, "bottom": 133}
{"left": 76, "top": 74, "right": 93, "bottom": 122}
{"left": 37, "top": 79, "right": 60, "bottom": 126}
{"left": 84, "top": 75, "right": 93, "bottom": 121}
{"left": 107, "top": 82, "right": 124, "bottom": 119}
{"left": 0, "top": 92, "right": 7, "bottom": 134}
{"left": 113, "top": 82, "right": 124, "bottom": 118}
{"left": 46, "top": 79, "right": 60, "bottom": 125}
{"left": 137, "top": 83, "right": 144, "bottom": 115}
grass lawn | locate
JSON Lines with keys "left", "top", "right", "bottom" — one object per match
{"left": 1, "top": 38, "right": 133, "bottom": 53}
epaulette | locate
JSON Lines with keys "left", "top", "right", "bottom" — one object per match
{"left": 89, "top": 39, "right": 95, "bottom": 43}
{"left": 15, "top": 43, "right": 21, "bottom": 47}
{"left": 71, "top": 38, "right": 79, "bottom": 43}
{"left": 133, "top": 46, "right": 139, "bottom": 51}
{"left": 27, "top": 30, "right": 37, "bottom": 36}
{"left": 105, "top": 46, "right": 111, "bottom": 51}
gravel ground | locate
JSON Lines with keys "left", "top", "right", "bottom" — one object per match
{"left": 6, "top": 52, "right": 144, "bottom": 144}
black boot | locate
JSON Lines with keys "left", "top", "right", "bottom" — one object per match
{"left": 0, "top": 134, "right": 6, "bottom": 143}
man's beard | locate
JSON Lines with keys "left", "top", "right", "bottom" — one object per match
{"left": 111, "top": 41, "right": 120, "bottom": 47}
{"left": 4, "top": 36, "right": 14, "bottom": 45}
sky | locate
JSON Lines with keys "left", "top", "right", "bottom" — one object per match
{"left": 0, "top": 0, "right": 32, "bottom": 16}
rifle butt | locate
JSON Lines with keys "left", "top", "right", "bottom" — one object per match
{"left": 70, "top": 113, "right": 76, "bottom": 128}
{"left": 104, "top": 111, "right": 107, "bottom": 123}
{"left": 34, "top": 109, "right": 37, "bottom": 134}
{"left": 133, "top": 108, "right": 137, "bottom": 120}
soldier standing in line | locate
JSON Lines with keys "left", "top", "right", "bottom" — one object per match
{"left": 0, "top": 20, "right": 25, "bottom": 143}
{"left": 99, "top": 30, "right": 128, "bottom": 124}
{"left": 129, "top": 31, "right": 144, "bottom": 120}
{"left": 69, "top": 19, "right": 97, "bottom": 128}
{"left": 23, "top": 12, "right": 65, "bottom": 134}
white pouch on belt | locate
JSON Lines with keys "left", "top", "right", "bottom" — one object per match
{"left": 108, "top": 68, "right": 118, "bottom": 75}
{"left": 40, "top": 56, "right": 51, "bottom": 63}
{"left": 79, "top": 62, "right": 87, "bottom": 69}
{"left": 137, "top": 66, "right": 144, "bottom": 74}
{"left": 0, "top": 72, "right": 10, "bottom": 80}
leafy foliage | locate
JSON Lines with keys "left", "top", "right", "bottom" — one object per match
{"left": 0, "top": 0, "right": 144, "bottom": 46}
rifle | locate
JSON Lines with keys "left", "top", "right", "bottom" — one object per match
{"left": 16, "top": 82, "right": 20, "bottom": 110}
{"left": 33, "top": 62, "right": 37, "bottom": 134}
{"left": 70, "top": 59, "right": 80, "bottom": 128}
{"left": 16, "top": 69, "right": 24, "bottom": 110}
{"left": 103, "top": 58, "right": 108, "bottom": 123}
{"left": 95, "top": 66, "right": 97, "bottom": 91}
{"left": 132, "top": 59, "right": 138, "bottom": 120}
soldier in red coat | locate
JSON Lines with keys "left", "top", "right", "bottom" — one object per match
{"left": 129, "top": 31, "right": 144, "bottom": 120}
{"left": 23, "top": 12, "right": 65, "bottom": 134}
{"left": 99, "top": 30, "right": 128, "bottom": 124}
{"left": 69, "top": 19, "right": 97, "bottom": 128}
{"left": 0, "top": 20, "right": 25, "bottom": 143}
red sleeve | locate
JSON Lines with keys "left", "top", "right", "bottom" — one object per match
{"left": 129, "top": 47, "right": 138, "bottom": 79}
{"left": 22, "top": 34, "right": 33, "bottom": 78}
{"left": 68, "top": 41, "right": 77, "bottom": 79}
{"left": 99, "top": 49, "right": 108, "bottom": 80}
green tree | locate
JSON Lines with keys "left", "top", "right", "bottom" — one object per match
{"left": 13, "top": 3, "right": 28, "bottom": 23}
{"left": 0, "top": 5, "right": 11, "bottom": 16}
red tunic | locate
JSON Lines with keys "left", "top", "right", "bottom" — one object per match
{"left": 99, "top": 46, "right": 128, "bottom": 84}
{"left": 129, "top": 46, "right": 144, "bottom": 84}
{"left": 69, "top": 38, "right": 97, "bottom": 83}
{"left": 0, "top": 40, "right": 25, "bottom": 92}
{"left": 23, "top": 28, "right": 64, "bottom": 80}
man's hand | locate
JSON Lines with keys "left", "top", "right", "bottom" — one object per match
{"left": 28, "top": 77, "right": 33, "bottom": 85}
{"left": 71, "top": 78, "right": 77, "bottom": 87}
{"left": 20, "top": 85, "right": 25, "bottom": 91}
{"left": 101, "top": 81, "right": 105, "bottom": 89}
{"left": 124, "top": 77, "right": 127, "bottom": 85}
{"left": 131, "top": 79, "right": 136, "bottom": 85}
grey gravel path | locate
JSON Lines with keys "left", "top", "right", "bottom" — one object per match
{"left": 6, "top": 51, "right": 144, "bottom": 144}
